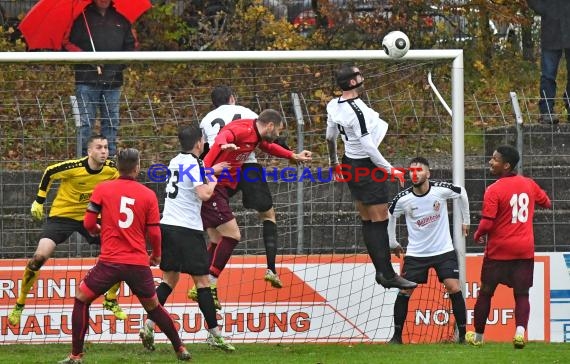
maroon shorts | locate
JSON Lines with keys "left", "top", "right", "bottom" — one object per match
{"left": 81, "top": 261, "right": 156, "bottom": 299}
{"left": 201, "top": 185, "right": 235, "bottom": 229}
{"left": 480, "top": 257, "right": 534, "bottom": 291}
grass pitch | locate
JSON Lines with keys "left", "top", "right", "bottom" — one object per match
{"left": 0, "top": 342, "right": 568, "bottom": 363}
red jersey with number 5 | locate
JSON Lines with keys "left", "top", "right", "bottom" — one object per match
{"left": 481, "top": 174, "right": 551, "bottom": 260}
{"left": 89, "top": 177, "right": 161, "bottom": 265}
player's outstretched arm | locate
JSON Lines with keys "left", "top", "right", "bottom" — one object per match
{"left": 31, "top": 161, "right": 67, "bottom": 220}
{"left": 290, "top": 150, "right": 312, "bottom": 163}
{"left": 196, "top": 175, "right": 217, "bottom": 201}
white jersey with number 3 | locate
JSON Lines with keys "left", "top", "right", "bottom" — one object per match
{"left": 200, "top": 104, "right": 258, "bottom": 163}
{"left": 160, "top": 152, "right": 205, "bottom": 231}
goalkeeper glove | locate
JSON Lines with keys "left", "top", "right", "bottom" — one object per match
{"left": 30, "top": 201, "right": 44, "bottom": 221}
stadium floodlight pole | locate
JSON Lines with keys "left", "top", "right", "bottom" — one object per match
{"left": 0, "top": 49, "right": 464, "bottom": 286}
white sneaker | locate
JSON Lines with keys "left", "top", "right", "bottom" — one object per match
{"left": 206, "top": 333, "right": 236, "bottom": 351}
{"left": 264, "top": 269, "right": 283, "bottom": 288}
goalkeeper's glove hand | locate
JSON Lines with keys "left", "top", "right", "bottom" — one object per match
{"left": 30, "top": 201, "right": 44, "bottom": 221}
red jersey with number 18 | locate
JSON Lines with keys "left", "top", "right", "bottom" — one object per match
{"left": 89, "top": 176, "right": 161, "bottom": 266}
{"left": 481, "top": 174, "right": 551, "bottom": 260}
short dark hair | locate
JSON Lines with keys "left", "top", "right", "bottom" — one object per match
{"left": 178, "top": 124, "right": 202, "bottom": 152}
{"left": 495, "top": 145, "right": 519, "bottom": 171}
{"left": 409, "top": 156, "right": 430, "bottom": 168}
{"left": 211, "top": 85, "right": 233, "bottom": 108}
{"left": 116, "top": 148, "right": 140, "bottom": 174}
{"left": 87, "top": 134, "right": 107, "bottom": 147}
{"left": 257, "top": 109, "right": 282, "bottom": 126}
{"left": 335, "top": 63, "right": 359, "bottom": 91}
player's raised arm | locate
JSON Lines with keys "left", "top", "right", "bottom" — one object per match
{"left": 203, "top": 128, "right": 235, "bottom": 167}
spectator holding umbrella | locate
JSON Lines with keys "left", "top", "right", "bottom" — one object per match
{"left": 62, "top": 0, "right": 138, "bottom": 157}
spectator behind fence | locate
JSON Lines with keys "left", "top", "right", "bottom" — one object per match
{"left": 527, "top": 0, "right": 570, "bottom": 124}
{"left": 63, "top": 0, "right": 138, "bottom": 157}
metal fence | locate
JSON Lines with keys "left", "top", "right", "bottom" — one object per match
{"left": 1, "top": 61, "right": 569, "bottom": 261}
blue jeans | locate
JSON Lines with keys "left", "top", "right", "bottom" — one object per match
{"left": 76, "top": 84, "right": 121, "bottom": 156}
{"left": 539, "top": 48, "right": 570, "bottom": 114}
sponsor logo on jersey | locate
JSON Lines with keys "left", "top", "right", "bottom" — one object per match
{"left": 78, "top": 192, "right": 92, "bottom": 202}
{"left": 416, "top": 214, "right": 441, "bottom": 227}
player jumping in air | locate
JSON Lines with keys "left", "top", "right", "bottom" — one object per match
{"left": 199, "top": 108, "right": 311, "bottom": 308}
{"left": 198, "top": 85, "right": 284, "bottom": 290}
{"left": 326, "top": 64, "right": 416, "bottom": 290}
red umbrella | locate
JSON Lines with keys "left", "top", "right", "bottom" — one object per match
{"left": 19, "top": 0, "right": 151, "bottom": 50}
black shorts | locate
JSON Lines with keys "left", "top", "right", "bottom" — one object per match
{"left": 40, "top": 216, "right": 99, "bottom": 245}
{"left": 229, "top": 163, "right": 273, "bottom": 212}
{"left": 341, "top": 155, "right": 389, "bottom": 205}
{"left": 81, "top": 261, "right": 156, "bottom": 299}
{"left": 480, "top": 257, "right": 534, "bottom": 291}
{"left": 159, "top": 224, "right": 209, "bottom": 276}
{"left": 401, "top": 250, "right": 459, "bottom": 284}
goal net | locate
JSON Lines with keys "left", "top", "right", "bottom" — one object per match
{"left": 0, "top": 50, "right": 464, "bottom": 345}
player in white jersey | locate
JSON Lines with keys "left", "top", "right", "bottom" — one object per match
{"left": 197, "top": 85, "right": 284, "bottom": 289}
{"left": 139, "top": 125, "right": 234, "bottom": 352}
{"left": 387, "top": 157, "right": 470, "bottom": 344}
{"left": 326, "top": 64, "right": 416, "bottom": 290}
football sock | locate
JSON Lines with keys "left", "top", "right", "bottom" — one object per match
{"left": 262, "top": 220, "right": 278, "bottom": 273}
{"left": 207, "top": 242, "right": 217, "bottom": 268}
{"left": 450, "top": 291, "right": 467, "bottom": 338}
{"left": 475, "top": 333, "right": 484, "bottom": 342}
{"left": 473, "top": 291, "right": 493, "bottom": 334}
{"left": 393, "top": 293, "right": 410, "bottom": 337}
{"left": 104, "top": 281, "right": 121, "bottom": 301}
{"left": 17, "top": 266, "right": 40, "bottom": 306}
{"left": 197, "top": 287, "right": 219, "bottom": 329}
{"left": 514, "top": 292, "right": 530, "bottom": 329}
{"left": 515, "top": 326, "right": 525, "bottom": 337}
{"left": 363, "top": 220, "right": 395, "bottom": 279}
{"left": 71, "top": 298, "right": 90, "bottom": 356}
{"left": 156, "top": 282, "right": 173, "bottom": 306}
{"left": 210, "top": 236, "right": 239, "bottom": 278}
{"left": 147, "top": 304, "right": 183, "bottom": 351}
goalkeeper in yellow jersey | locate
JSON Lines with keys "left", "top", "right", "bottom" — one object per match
{"left": 8, "top": 135, "right": 126, "bottom": 326}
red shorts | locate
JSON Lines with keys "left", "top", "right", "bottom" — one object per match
{"left": 201, "top": 185, "right": 235, "bottom": 229}
{"left": 480, "top": 257, "right": 534, "bottom": 291}
{"left": 81, "top": 261, "right": 156, "bottom": 299}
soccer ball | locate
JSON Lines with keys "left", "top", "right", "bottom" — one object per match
{"left": 382, "top": 31, "right": 410, "bottom": 59}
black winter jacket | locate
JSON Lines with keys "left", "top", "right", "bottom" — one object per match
{"left": 64, "top": 4, "right": 136, "bottom": 87}
{"left": 527, "top": 0, "right": 570, "bottom": 50}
